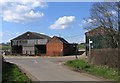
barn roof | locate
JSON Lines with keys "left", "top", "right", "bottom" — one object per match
{"left": 11, "top": 31, "right": 51, "bottom": 40}
{"left": 53, "top": 36, "right": 69, "bottom": 44}
{"left": 85, "top": 27, "right": 105, "bottom": 36}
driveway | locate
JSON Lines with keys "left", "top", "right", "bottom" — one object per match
{"left": 4, "top": 56, "right": 105, "bottom": 81}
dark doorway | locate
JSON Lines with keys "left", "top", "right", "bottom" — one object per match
{"left": 12, "top": 45, "right": 22, "bottom": 54}
{"left": 35, "top": 45, "right": 46, "bottom": 54}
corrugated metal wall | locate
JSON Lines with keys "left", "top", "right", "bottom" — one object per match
{"left": 22, "top": 46, "right": 35, "bottom": 55}
{"left": 12, "top": 39, "right": 48, "bottom": 46}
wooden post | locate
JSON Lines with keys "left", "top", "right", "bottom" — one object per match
{"left": 75, "top": 44, "right": 78, "bottom": 59}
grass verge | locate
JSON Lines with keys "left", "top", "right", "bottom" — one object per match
{"left": 0, "top": 45, "right": 11, "bottom": 50}
{"left": 65, "top": 59, "right": 120, "bottom": 81}
{"left": 2, "top": 62, "right": 31, "bottom": 83}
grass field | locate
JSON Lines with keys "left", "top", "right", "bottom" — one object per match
{"left": 78, "top": 44, "right": 85, "bottom": 49}
{"left": 0, "top": 45, "right": 11, "bottom": 50}
{"left": 2, "top": 62, "right": 30, "bottom": 83}
{"left": 65, "top": 59, "right": 120, "bottom": 81}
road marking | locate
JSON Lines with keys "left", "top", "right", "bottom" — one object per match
{"left": 34, "top": 60, "right": 38, "bottom": 63}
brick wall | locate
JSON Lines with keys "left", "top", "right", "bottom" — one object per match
{"left": 47, "top": 36, "right": 78, "bottom": 56}
{"left": 47, "top": 42, "right": 63, "bottom": 56}
{"left": 88, "top": 48, "right": 119, "bottom": 68}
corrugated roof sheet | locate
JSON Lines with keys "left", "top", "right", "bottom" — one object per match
{"left": 11, "top": 31, "right": 51, "bottom": 40}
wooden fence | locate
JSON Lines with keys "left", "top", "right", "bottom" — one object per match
{"left": 88, "top": 48, "right": 119, "bottom": 68}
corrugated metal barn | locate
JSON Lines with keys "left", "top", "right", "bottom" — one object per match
{"left": 11, "top": 31, "right": 50, "bottom": 55}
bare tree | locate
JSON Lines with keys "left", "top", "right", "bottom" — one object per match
{"left": 84, "top": 2, "right": 120, "bottom": 48}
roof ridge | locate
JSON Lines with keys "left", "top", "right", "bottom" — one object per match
{"left": 53, "top": 36, "right": 69, "bottom": 44}
{"left": 32, "top": 32, "right": 51, "bottom": 39}
{"left": 11, "top": 31, "right": 50, "bottom": 40}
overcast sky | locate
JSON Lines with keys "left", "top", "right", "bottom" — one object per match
{"left": 0, "top": 0, "right": 95, "bottom": 43}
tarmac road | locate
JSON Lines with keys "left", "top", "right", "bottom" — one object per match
{"left": 4, "top": 56, "right": 107, "bottom": 81}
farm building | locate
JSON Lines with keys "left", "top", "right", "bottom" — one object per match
{"left": 85, "top": 27, "right": 119, "bottom": 68}
{"left": 11, "top": 31, "right": 51, "bottom": 55}
{"left": 47, "top": 36, "right": 78, "bottom": 56}
{"left": 11, "top": 31, "right": 78, "bottom": 56}
{"left": 85, "top": 27, "right": 105, "bottom": 56}
{"left": 85, "top": 27, "right": 118, "bottom": 54}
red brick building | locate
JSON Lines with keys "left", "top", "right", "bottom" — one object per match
{"left": 47, "top": 36, "right": 78, "bottom": 56}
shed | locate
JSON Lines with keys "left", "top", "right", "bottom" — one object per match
{"left": 47, "top": 36, "right": 78, "bottom": 56}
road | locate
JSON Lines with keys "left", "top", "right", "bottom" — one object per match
{"left": 4, "top": 56, "right": 105, "bottom": 81}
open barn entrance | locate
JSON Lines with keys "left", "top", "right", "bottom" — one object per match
{"left": 12, "top": 45, "right": 22, "bottom": 55}
{"left": 35, "top": 45, "right": 46, "bottom": 55}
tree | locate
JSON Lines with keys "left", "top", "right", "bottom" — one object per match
{"left": 84, "top": 2, "right": 120, "bottom": 48}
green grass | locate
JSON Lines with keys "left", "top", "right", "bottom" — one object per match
{"left": 0, "top": 45, "right": 11, "bottom": 50}
{"left": 78, "top": 44, "right": 85, "bottom": 49}
{"left": 2, "top": 62, "right": 30, "bottom": 83}
{"left": 65, "top": 60, "right": 120, "bottom": 81}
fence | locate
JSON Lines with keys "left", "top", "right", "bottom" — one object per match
{"left": 88, "top": 48, "right": 119, "bottom": 68}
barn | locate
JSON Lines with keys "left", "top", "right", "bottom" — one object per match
{"left": 11, "top": 31, "right": 51, "bottom": 55}
{"left": 11, "top": 31, "right": 78, "bottom": 56}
